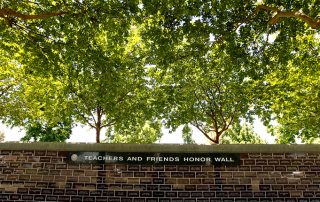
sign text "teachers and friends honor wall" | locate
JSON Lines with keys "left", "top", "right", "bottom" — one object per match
{"left": 68, "top": 152, "right": 240, "bottom": 165}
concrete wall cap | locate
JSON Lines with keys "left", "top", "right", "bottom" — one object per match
{"left": 0, "top": 143, "right": 320, "bottom": 153}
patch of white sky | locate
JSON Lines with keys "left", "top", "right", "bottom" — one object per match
{"left": 1, "top": 118, "right": 275, "bottom": 144}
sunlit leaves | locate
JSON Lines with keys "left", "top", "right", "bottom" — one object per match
{"left": 106, "top": 120, "right": 163, "bottom": 144}
{"left": 221, "top": 122, "right": 267, "bottom": 144}
{"left": 1, "top": 0, "right": 320, "bottom": 144}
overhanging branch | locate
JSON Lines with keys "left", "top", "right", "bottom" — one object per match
{"left": 256, "top": 5, "right": 320, "bottom": 29}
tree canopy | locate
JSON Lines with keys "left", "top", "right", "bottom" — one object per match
{"left": 0, "top": 0, "right": 319, "bottom": 144}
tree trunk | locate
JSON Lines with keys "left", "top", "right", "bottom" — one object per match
{"left": 95, "top": 106, "right": 102, "bottom": 143}
{"left": 96, "top": 126, "right": 101, "bottom": 143}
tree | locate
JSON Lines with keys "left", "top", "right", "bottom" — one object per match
{"left": 21, "top": 119, "right": 72, "bottom": 142}
{"left": 260, "top": 34, "right": 320, "bottom": 144}
{"left": 147, "top": 36, "right": 256, "bottom": 144}
{"left": 63, "top": 23, "right": 155, "bottom": 143}
{"left": 0, "top": 1, "right": 154, "bottom": 143}
{"left": 182, "top": 125, "right": 196, "bottom": 144}
{"left": 140, "top": 0, "right": 320, "bottom": 144}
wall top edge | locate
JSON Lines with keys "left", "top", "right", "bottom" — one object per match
{"left": 0, "top": 143, "right": 320, "bottom": 153}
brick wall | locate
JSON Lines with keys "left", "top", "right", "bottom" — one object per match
{"left": 0, "top": 143, "right": 320, "bottom": 202}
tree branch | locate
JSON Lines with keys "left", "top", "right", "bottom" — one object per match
{"left": 101, "top": 121, "right": 115, "bottom": 129}
{"left": 0, "top": 84, "right": 14, "bottom": 97}
{"left": 0, "top": 8, "right": 67, "bottom": 21}
{"left": 74, "top": 106, "right": 95, "bottom": 128}
{"left": 256, "top": 5, "right": 320, "bottom": 29}
{"left": 191, "top": 122, "right": 218, "bottom": 144}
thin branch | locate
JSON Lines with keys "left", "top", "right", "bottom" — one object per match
{"left": 193, "top": 89, "right": 209, "bottom": 114}
{"left": 13, "top": 21, "right": 62, "bottom": 43}
{"left": 71, "top": 88, "right": 97, "bottom": 126}
{"left": 225, "top": 112, "right": 235, "bottom": 131}
{"left": 0, "top": 84, "right": 14, "bottom": 97}
{"left": 0, "top": 8, "right": 67, "bottom": 21}
{"left": 74, "top": 106, "right": 95, "bottom": 128}
{"left": 101, "top": 121, "right": 115, "bottom": 129}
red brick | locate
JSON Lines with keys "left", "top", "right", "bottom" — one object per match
{"left": 46, "top": 151, "right": 58, "bottom": 156}
{"left": 68, "top": 164, "right": 79, "bottom": 169}
{"left": 261, "top": 153, "right": 273, "bottom": 158}
{"left": 0, "top": 150, "right": 11, "bottom": 155}
{"left": 61, "top": 170, "right": 73, "bottom": 176}
{"left": 280, "top": 160, "right": 291, "bottom": 165}
{"left": 287, "top": 166, "right": 298, "bottom": 171}
{"left": 7, "top": 175, "right": 19, "bottom": 180}
{"left": 51, "top": 157, "right": 64, "bottom": 163}
{"left": 308, "top": 153, "right": 319, "bottom": 158}
{"left": 30, "top": 175, "right": 43, "bottom": 181}
{"left": 273, "top": 153, "right": 285, "bottom": 159}
{"left": 17, "top": 156, "right": 28, "bottom": 161}
{"left": 303, "top": 159, "right": 315, "bottom": 165}
{"left": 80, "top": 164, "right": 92, "bottom": 169}
{"left": 35, "top": 151, "right": 46, "bottom": 156}
{"left": 4, "top": 156, "right": 17, "bottom": 161}
{"left": 239, "top": 166, "right": 250, "bottom": 171}
{"left": 23, "top": 150, "right": 34, "bottom": 156}
{"left": 190, "top": 166, "right": 201, "bottom": 171}
{"left": 73, "top": 170, "right": 85, "bottom": 176}
{"left": 227, "top": 178, "right": 240, "bottom": 184}
{"left": 243, "top": 160, "right": 255, "bottom": 165}
{"left": 28, "top": 156, "right": 40, "bottom": 162}
{"left": 233, "top": 172, "right": 245, "bottom": 177}
{"left": 248, "top": 153, "right": 260, "bottom": 158}
{"left": 56, "top": 164, "right": 67, "bottom": 169}
{"left": 251, "top": 166, "right": 262, "bottom": 171}
{"left": 263, "top": 166, "right": 275, "bottom": 171}
{"left": 178, "top": 166, "right": 190, "bottom": 171}
{"left": 141, "top": 165, "right": 152, "bottom": 171}
{"left": 67, "top": 176, "right": 79, "bottom": 182}
{"left": 44, "top": 163, "right": 55, "bottom": 169}
{"left": 268, "top": 160, "right": 279, "bottom": 165}
{"left": 49, "top": 169, "right": 61, "bottom": 175}
{"left": 190, "top": 179, "right": 202, "bottom": 184}
{"left": 19, "top": 175, "right": 31, "bottom": 180}
{"left": 291, "top": 159, "right": 302, "bottom": 165}
{"left": 202, "top": 165, "right": 213, "bottom": 171}
{"left": 285, "top": 153, "right": 297, "bottom": 159}
{"left": 275, "top": 166, "right": 286, "bottom": 171}
{"left": 276, "top": 178, "right": 288, "bottom": 184}
{"left": 43, "top": 175, "right": 55, "bottom": 182}
{"left": 32, "top": 162, "right": 43, "bottom": 168}
{"left": 245, "top": 172, "right": 257, "bottom": 177}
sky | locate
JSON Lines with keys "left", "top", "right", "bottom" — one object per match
{"left": 0, "top": 118, "right": 275, "bottom": 144}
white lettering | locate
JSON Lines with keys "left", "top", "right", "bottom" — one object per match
{"left": 183, "top": 157, "right": 207, "bottom": 162}
{"left": 127, "top": 156, "right": 143, "bottom": 161}
{"left": 146, "top": 156, "right": 180, "bottom": 162}
{"left": 214, "top": 157, "right": 234, "bottom": 162}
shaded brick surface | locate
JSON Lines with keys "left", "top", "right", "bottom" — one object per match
{"left": 1, "top": 148, "right": 320, "bottom": 201}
